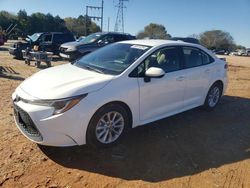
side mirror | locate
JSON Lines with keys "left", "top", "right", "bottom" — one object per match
{"left": 145, "top": 67, "right": 165, "bottom": 78}
{"left": 97, "top": 40, "right": 109, "bottom": 45}
{"left": 144, "top": 67, "right": 165, "bottom": 82}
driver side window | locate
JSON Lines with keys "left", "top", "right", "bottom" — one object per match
{"left": 40, "top": 34, "right": 52, "bottom": 43}
{"left": 132, "top": 47, "right": 181, "bottom": 77}
{"left": 101, "top": 35, "right": 115, "bottom": 44}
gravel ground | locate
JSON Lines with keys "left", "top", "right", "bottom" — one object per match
{"left": 0, "top": 42, "right": 250, "bottom": 188}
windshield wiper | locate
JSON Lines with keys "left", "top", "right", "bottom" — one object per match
{"left": 84, "top": 65, "right": 104, "bottom": 74}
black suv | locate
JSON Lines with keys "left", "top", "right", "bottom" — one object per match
{"left": 59, "top": 32, "right": 136, "bottom": 61}
{"left": 170, "top": 37, "right": 200, "bottom": 45}
{"left": 9, "top": 32, "right": 75, "bottom": 59}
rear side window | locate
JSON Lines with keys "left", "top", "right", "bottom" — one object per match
{"left": 53, "top": 34, "right": 62, "bottom": 43}
{"left": 201, "top": 51, "right": 214, "bottom": 65}
{"left": 183, "top": 47, "right": 203, "bottom": 68}
{"left": 53, "top": 34, "right": 74, "bottom": 43}
{"left": 201, "top": 52, "right": 211, "bottom": 65}
{"left": 62, "top": 34, "right": 74, "bottom": 42}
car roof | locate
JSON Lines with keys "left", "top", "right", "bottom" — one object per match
{"left": 119, "top": 39, "right": 217, "bottom": 58}
{"left": 93, "top": 32, "right": 133, "bottom": 36}
{"left": 119, "top": 39, "right": 200, "bottom": 47}
{"left": 35, "top": 32, "right": 72, "bottom": 35}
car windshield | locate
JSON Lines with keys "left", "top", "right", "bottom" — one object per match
{"left": 74, "top": 43, "right": 151, "bottom": 75}
{"left": 80, "top": 33, "right": 102, "bottom": 44}
{"left": 28, "top": 33, "right": 42, "bottom": 42}
{"left": 77, "top": 37, "right": 85, "bottom": 42}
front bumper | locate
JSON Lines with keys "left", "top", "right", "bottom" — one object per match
{"left": 13, "top": 102, "right": 43, "bottom": 142}
{"left": 12, "top": 91, "right": 94, "bottom": 146}
{"left": 59, "top": 50, "right": 81, "bottom": 61}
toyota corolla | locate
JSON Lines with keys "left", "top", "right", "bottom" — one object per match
{"left": 12, "top": 40, "right": 228, "bottom": 147}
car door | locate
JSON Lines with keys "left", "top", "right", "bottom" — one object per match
{"left": 137, "top": 46, "right": 186, "bottom": 122}
{"left": 181, "top": 46, "right": 213, "bottom": 108}
{"left": 39, "top": 34, "right": 53, "bottom": 52}
{"left": 52, "top": 34, "right": 67, "bottom": 55}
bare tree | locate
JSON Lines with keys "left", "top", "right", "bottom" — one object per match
{"left": 199, "top": 30, "right": 235, "bottom": 50}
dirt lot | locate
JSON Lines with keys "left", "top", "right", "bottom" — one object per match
{"left": 0, "top": 42, "right": 250, "bottom": 188}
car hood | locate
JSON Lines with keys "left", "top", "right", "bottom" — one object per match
{"left": 61, "top": 41, "right": 90, "bottom": 48}
{"left": 18, "top": 63, "right": 114, "bottom": 99}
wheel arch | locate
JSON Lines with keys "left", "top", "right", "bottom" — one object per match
{"left": 203, "top": 80, "right": 224, "bottom": 105}
{"left": 212, "top": 80, "right": 224, "bottom": 91}
{"left": 85, "top": 100, "right": 133, "bottom": 146}
{"left": 90, "top": 100, "right": 133, "bottom": 129}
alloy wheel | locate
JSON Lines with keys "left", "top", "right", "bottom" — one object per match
{"left": 95, "top": 111, "right": 125, "bottom": 144}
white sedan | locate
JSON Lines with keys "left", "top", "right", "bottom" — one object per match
{"left": 12, "top": 40, "right": 228, "bottom": 147}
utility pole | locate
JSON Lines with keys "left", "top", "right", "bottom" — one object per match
{"left": 101, "top": 0, "right": 104, "bottom": 32}
{"left": 114, "top": 0, "right": 128, "bottom": 33}
{"left": 107, "top": 17, "right": 110, "bottom": 32}
{"left": 85, "top": 0, "right": 104, "bottom": 36}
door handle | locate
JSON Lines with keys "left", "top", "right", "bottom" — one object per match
{"left": 176, "top": 76, "right": 185, "bottom": 81}
{"left": 205, "top": 69, "right": 210, "bottom": 73}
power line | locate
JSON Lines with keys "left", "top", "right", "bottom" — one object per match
{"left": 85, "top": 0, "right": 104, "bottom": 35}
{"left": 114, "top": 0, "right": 128, "bottom": 33}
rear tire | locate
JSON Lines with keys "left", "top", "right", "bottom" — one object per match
{"left": 25, "top": 59, "right": 30, "bottom": 65}
{"left": 203, "top": 83, "right": 222, "bottom": 111}
{"left": 86, "top": 104, "right": 130, "bottom": 148}
{"left": 47, "top": 62, "right": 51, "bottom": 67}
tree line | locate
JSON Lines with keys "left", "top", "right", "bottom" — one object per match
{"left": 137, "top": 23, "right": 246, "bottom": 50}
{"left": 0, "top": 10, "right": 246, "bottom": 50}
{"left": 0, "top": 10, "right": 100, "bottom": 39}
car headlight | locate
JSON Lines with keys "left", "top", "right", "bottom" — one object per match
{"left": 66, "top": 47, "right": 77, "bottom": 52}
{"left": 25, "top": 94, "right": 87, "bottom": 115}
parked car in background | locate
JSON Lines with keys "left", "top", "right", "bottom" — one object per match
{"left": 229, "top": 50, "right": 238, "bottom": 55}
{"left": 237, "top": 49, "right": 245, "bottom": 56}
{"left": 213, "top": 49, "right": 230, "bottom": 55}
{"left": 230, "top": 49, "right": 247, "bottom": 56}
{"left": 170, "top": 37, "right": 200, "bottom": 45}
{"left": 59, "top": 32, "right": 136, "bottom": 61}
{"left": 12, "top": 39, "right": 227, "bottom": 147}
{"left": 246, "top": 49, "right": 250, "bottom": 56}
{"left": 9, "top": 32, "right": 75, "bottom": 59}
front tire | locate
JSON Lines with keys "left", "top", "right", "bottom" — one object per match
{"left": 86, "top": 104, "right": 130, "bottom": 148}
{"left": 36, "top": 61, "right": 41, "bottom": 68}
{"left": 203, "top": 83, "right": 222, "bottom": 111}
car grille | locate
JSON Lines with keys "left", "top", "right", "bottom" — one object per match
{"left": 13, "top": 102, "right": 43, "bottom": 142}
